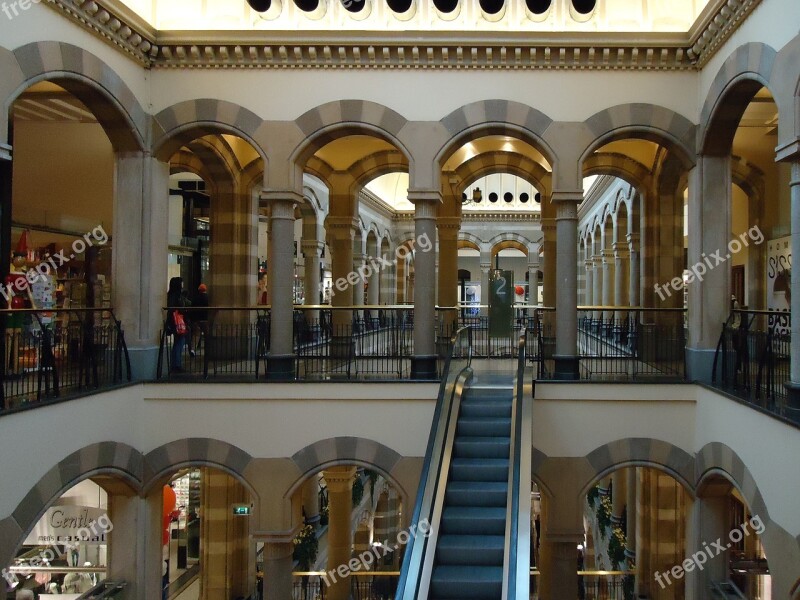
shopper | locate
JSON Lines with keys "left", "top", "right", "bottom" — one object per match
{"left": 166, "top": 277, "right": 190, "bottom": 372}
{"left": 190, "top": 283, "right": 210, "bottom": 356}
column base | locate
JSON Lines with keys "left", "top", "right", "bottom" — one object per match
{"left": 266, "top": 354, "right": 296, "bottom": 381}
{"left": 553, "top": 355, "right": 579, "bottom": 380}
{"left": 685, "top": 347, "right": 715, "bottom": 383}
{"left": 411, "top": 355, "right": 439, "bottom": 380}
{"left": 127, "top": 345, "right": 160, "bottom": 381}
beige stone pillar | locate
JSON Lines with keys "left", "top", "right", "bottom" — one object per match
{"left": 200, "top": 469, "right": 250, "bottom": 600}
{"left": 686, "top": 156, "right": 731, "bottom": 382}
{"left": 326, "top": 216, "right": 358, "bottom": 354}
{"left": 628, "top": 233, "right": 640, "bottom": 308}
{"left": 601, "top": 248, "right": 615, "bottom": 322}
{"left": 437, "top": 218, "right": 460, "bottom": 339}
{"left": 106, "top": 488, "right": 163, "bottom": 600}
{"left": 302, "top": 241, "right": 324, "bottom": 307}
{"left": 303, "top": 474, "right": 321, "bottom": 529}
{"left": 259, "top": 538, "right": 294, "bottom": 600}
{"left": 614, "top": 244, "right": 630, "bottom": 331}
{"left": 625, "top": 468, "right": 637, "bottom": 566}
{"left": 611, "top": 470, "right": 626, "bottom": 529}
{"left": 324, "top": 466, "right": 356, "bottom": 600}
{"left": 114, "top": 153, "right": 169, "bottom": 378}
{"left": 553, "top": 193, "right": 581, "bottom": 379}
{"left": 584, "top": 260, "right": 593, "bottom": 306}
{"left": 262, "top": 191, "right": 300, "bottom": 380}
{"left": 353, "top": 252, "right": 366, "bottom": 306}
{"left": 408, "top": 191, "right": 440, "bottom": 379}
{"left": 210, "top": 185, "right": 257, "bottom": 309}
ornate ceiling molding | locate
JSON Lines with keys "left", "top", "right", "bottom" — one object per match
{"left": 46, "top": 0, "right": 760, "bottom": 71}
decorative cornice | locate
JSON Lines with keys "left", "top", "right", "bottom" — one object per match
{"left": 45, "top": 0, "right": 761, "bottom": 71}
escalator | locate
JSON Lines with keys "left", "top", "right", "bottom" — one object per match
{"left": 397, "top": 327, "right": 531, "bottom": 600}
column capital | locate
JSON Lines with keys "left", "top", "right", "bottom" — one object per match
{"left": 775, "top": 138, "right": 800, "bottom": 163}
{"left": 252, "top": 526, "right": 303, "bottom": 544}
{"left": 353, "top": 252, "right": 367, "bottom": 263}
{"left": 301, "top": 240, "right": 325, "bottom": 257}
{"left": 528, "top": 263, "right": 540, "bottom": 271}
{"left": 613, "top": 245, "right": 630, "bottom": 260}
{"left": 259, "top": 189, "right": 304, "bottom": 205}
{"left": 592, "top": 255, "right": 603, "bottom": 267}
{"left": 550, "top": 189, "right": 583, "bottom": 204}
{"left": 437, "top": 216, "right": 461, "bottom": 232}
{"left": 540, "top": 217, "right": 556, "bottom": 233}
{"left": 325, "top": 216, "right": 359, "bottom": 241}
{"left": 555, "top": 200, "right": 578, "bottom": 221}
{"left": 480, "top": 263, "right": 492, "bottom": 274}
{"left": 601, "top": 248, "right": 615, "bottom": 261}
{"left": 323, "top": 466, "right": 357, "bottom": 492}
{"left": 626, "top": 232, "right": 640, "bottom": 248}
{"left": 0, "top": 143, "right": 11, "bottom": 162}
{"left": 407, "top": 189, "right": 443, "bottom": 204}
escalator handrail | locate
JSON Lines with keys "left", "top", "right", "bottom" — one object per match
{"left": 503, "top": 330, "right": 531, "bottom": 600}
{"left": 395, "top": 326, "right": 472, "bottom": 600}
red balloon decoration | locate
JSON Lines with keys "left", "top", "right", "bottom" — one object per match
{"left": 514, "top": 285, "right": 525, "bottom": 296}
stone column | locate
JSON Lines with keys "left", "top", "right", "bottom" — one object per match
{"left": 611, "top": 470, "right": 626, "bottom": 530}
{"left": 367, "top": 256, "right": 380, "bottom": 306}
{"left": 480, "top": 259, "right": 492, "bottom": 319}
{"left": 541, "top": 206, "right": 557, "bottom": 309}
{"left": 262, "top": 191, "right": 300, "bottom": 380}
{"left": 786, "top": 161, "right": 800, "bottom": 409}
{"left": 686, "top": 485, "right": 731, "bottom": 599}
{"left": 303, "top": 474, "right": 321, "bottom": 530}
{"left": 302, "top": 241, "right": 324, "bottom": 307}
{"left": 625, "top": 468, "right": 637, "bottom": 567}
{"left": 353, "top": 252, "right": 366, "bottom": 306}
{"left": 200, "top": 469, "right": 250, "bottom": 599}
{"left": 395, "top": 254, "right": 406, "bottom": 304}
{"left": 614, "top": 244, "right": 630, "bottom": 333}
{"left": 601, "top": 248, "right": 615, "bottom": 323}
{"left": 528, "top": 261, "right": 540, "bottom": 327}
{"left": 686, "top": 156, "right": 731, "bottom": 382}
{"left": 408, "top": 191, "right": 440, "bottom": 379}
{"left": 627, "top": 233, "right": 640, "bottom": 308}
{"left": 324, "top": 466, "right": 356, "bottom": 600}
{"left": 0, "top": 144, "right": 11, "bottom": 409}
{"left": 438, "top": 218, "right": 460, "bottom": 339}
{"left": 114, "top": 152, "right": 170, "bottom": 379}
{"left": 107, "top": 489, "right": 163, "bottom": 600}
{"left": 553, "top": 193, "right": 581, "bottom": 379}
{"left": 592, "top": 255, "right": 603, "bottom": 321}
{"left": 259, "top": 537, "right": 295, "bottom": 600}
{"left": 538, "top": 538, "right": 580, "bottom": 600}
{"left": 326, "top": 216, "right": 358, "bottom": 354}
{"left": 584, "top": 261, "right": 593, "bottom": 306}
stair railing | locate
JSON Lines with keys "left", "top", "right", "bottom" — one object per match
{"left": 395, "top": 326, "right": 473, "bottom": 600}
{"left": 502, "top": 329, "right": 533, "bottom": 600}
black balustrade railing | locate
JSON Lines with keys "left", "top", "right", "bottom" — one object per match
{"left": 529, "top": 571, "right": 634, "bottom": 600}
{"left": 292, "top": 573, "right": 399, "bottom": 600}
{"left": 1, "top": 308, "right": 131, "bottom": 412}
{"left": 574, "top": 307, "right": 686, "bottom": 381}
{"left": 712, "top": 309, "right": 794, "bottom": 423}
{"left": 158, "top": 306, "right": 435, "bottom": 382}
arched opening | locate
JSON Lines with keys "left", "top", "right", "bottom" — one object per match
{"left": 3, "top": 79, "right": 136, "bottom": 406}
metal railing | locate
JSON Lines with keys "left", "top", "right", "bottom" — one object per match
{"left": 529, "top": 570, "right": 635, "bottom": 599}
{"left": 575, "top": 307, "right": 686, "bottom": 380}
{"left": 395, "top": 326, "right": 473, "bottom": 600}
{"left": 504, "top": 329, "right": 532, "bottom": 599}
{"left": 158, "top": 306, "right": 431, "bottom": 381}
{"left": 712, "top": 309, "right": 794, "bottom": 423}
{"left": 1, "top": 308, "right": 131, "bottom": 412}
{"left": 291, "top": 572, "right": 400, "bottom": 599}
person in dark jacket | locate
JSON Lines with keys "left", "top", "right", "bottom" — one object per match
{"left": 190, "top": 283, "right": 210, "bottom": 355}
{"left": 166, "top": 277, "right": 190, "bottom": 372}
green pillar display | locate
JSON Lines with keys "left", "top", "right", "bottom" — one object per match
{"left": 489, "top": 269, "right": 513, "bottom": 339}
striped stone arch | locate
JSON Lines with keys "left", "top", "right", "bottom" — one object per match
{"left": 578, "top": 438, "right": 696, "bottom": 496}
{"left": 458, "top": 232, "right": 485, "bottom": 252}
{"left": 152, "top": 99, "right": 268, "bottom": 164}
{"left": 694, "top": 441, "right": 800, "bottom": 595}
{"left": 291, "top": 100, "right": 411, "bottom": 166}
{"left": 169, "top": 149, "right": 217, "bottom": 193}
{"left": 286, "top": 437, "right": 406, "bottom": 499}
{"left": 699, "top": 42, "right": 778, "bottom": 155}
{"left": 581, "top": 104, "right": 696, "bottom": 170}
{"left": 0, "top": 441, "right": 144, "bottom": 571}
{"left": 731, "top": 154, "right": 766, "bottom": 201}
{"left": 437, "top": 100, "right": 556, "bottom": 169}
{"left": 454, "top": 151, "right": 553, "bottom": 197}
{"left": 582, "top": 152, "right": 652, "bottom": 188}
{"left": 180, "top": 138, "right": 237, "bottom": 194}
{"left": 530, "top": 447, "right": 554, "bottom": 500}
{"left": 304, "top": 155, "right": 335, "bottom": 184}
{"left": 348, "top": 149, "right": 409, "bottom": 189}
{"left": 142, "top": 438, "right": 254, "bottom": 493}
{"left": 243, "top": 157, "right": 267, "bottom": 194}
{"left": 0, "top": 42, "right": 147, "bottom": 152}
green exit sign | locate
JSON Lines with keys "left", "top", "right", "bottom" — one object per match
{"left": 232, "top": 505, "right": 251, "bottom": 516}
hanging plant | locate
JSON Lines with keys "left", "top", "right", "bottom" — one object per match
{"left": 607, "top": 526, "right": 627, "bottom": 568}
{"left": 352, "top": 476, "right": 365, "bottom": 507}
{"left": 293, "top": 524, "right": 319, "bottom": 571}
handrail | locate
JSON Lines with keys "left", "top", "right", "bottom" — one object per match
{"left": 502, "top": 329, "right": 531, "bottom": 599}
{"left": 395, "top": 326, "right": 472, "bottom": 600}
{"left": 76, "top": 580, "right": 127, "bottom": 599}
